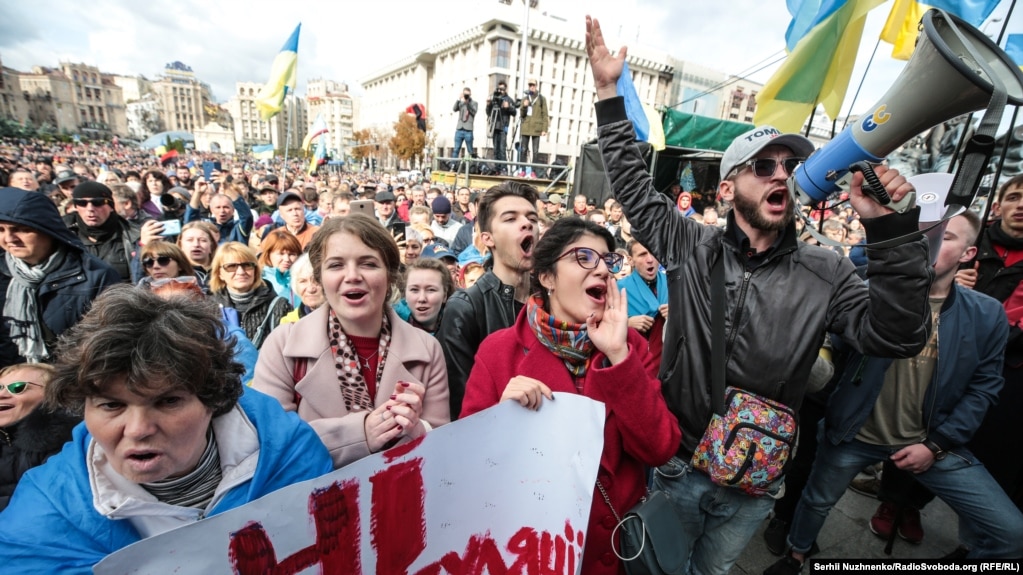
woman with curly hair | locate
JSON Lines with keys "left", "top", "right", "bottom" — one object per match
{"left": 0, "top": 286, "right": 331, "bottom": 572}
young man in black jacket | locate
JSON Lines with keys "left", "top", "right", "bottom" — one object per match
{"left": 437, "top": 181, "right": 539, "bottom": 418}
{"left": 586, "top": 16, "right": 934, "bottom": 575}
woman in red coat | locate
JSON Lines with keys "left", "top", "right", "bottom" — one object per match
{"left": 461, "top": 217, "right": 680, "bottom": 574}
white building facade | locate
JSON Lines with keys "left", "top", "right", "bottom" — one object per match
{"left": 360, "top": 8, "right": 674, "bottom": 168}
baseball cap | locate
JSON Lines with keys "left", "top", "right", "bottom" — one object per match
{"left": 431, "top": 196, "right": 452, "bottom": 215}
{"left": 421, "top": 244, "right": 457, "bottom": 262}
{"left": 547, "top": 193, "right": 563, "bottom": 205}
{"left": 276, "top": 191, "right": 303, "bottom": 207}
{"left": 258, "top": 178, "right": 278, "bottom": 193}
{"left": 719, "top": 126, "right": 815, "bottom": 180}
{"left": 54, "top": 169, "right": 78, "bottom": 185}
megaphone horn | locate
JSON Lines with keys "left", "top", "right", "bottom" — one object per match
{"left": 794, "top": 9, "right": 1023, "bottom": 205}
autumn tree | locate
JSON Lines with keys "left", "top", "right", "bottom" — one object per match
{"left": 389, "top": 113, "right": 427, "bottom": 169}
{"left": 350, "top": 129, "right": 374, "bottom": 162}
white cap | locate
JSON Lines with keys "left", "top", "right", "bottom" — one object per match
{"left": 720, "top": 126, "right": 815, "bottom": 180}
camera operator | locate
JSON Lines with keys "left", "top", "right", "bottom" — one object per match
{"left": 486, "top": 81, "right": 516, "bottom": 175}
{"left": 518, "top": 78, "right": 550, "bottom": 178}
{"left": 452, "top": 87, "right": 477, "bottom": 163}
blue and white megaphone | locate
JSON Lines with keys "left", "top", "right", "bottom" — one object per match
{"left": 792, "top": 9, "right": 1023, "bottom": 207}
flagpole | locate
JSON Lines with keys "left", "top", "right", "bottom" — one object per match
{"left": 282, "top": 89, "right": 294, "bottom": 185}
{"left": 980, "top": 0, "right": 1019, "bottom": 229}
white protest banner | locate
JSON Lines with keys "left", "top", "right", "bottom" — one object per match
{"left": 95, "top": 394, "right": 605, "bottom": 575}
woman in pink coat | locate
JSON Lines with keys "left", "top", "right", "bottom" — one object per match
{"left": 461, "top": 217, "right": 680, "bottom": 575}
{"left": 253, "top": 214, "right": 450, "bottom": 469}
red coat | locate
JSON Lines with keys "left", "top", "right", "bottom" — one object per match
{"left": 461, "top": 311, "right": 681, "bottom": 575}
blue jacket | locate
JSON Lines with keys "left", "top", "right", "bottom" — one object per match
{"left": 824, "top": 284, "right": 1008, "bottom": 456}
{"left": 184, "top": 196, "right": 253, "bottom": 244}
{"left": 0, "top": 188, "right": 121, "bottom": 367}
{"left": 0, "top": 388, "right": 332, "bottom": 573}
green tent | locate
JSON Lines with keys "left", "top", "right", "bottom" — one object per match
{"left": 662, "top": 109, "right": 754, "bottom": 153}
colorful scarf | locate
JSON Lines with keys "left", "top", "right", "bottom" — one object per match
{"left": 327, "top": 309, "right": 392, "bottom": 412}
{"left": 526, "top": 295, "right": 594, "bottom": 380}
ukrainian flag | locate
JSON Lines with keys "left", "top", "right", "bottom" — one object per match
{"left": 256, "top": 24, "right": 301, "bottom": 121}
{"left": 617, "top": 62, "right": 665, "bottom": 150}
{"left": 754, "top": 0, "right": 883, "bottom": 134}
{"left": 252, "top": 144, "right": 275, "bottom": 161}
{"left": 881, "top": 0, "right": 1001, "bottom": 60}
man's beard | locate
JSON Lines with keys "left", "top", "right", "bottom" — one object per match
{"left": 732, "top": 185, "right": 793, "bottom": 233}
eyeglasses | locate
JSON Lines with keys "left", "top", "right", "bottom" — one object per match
{"left": 221, "top": 262, "right": 256, "bottom": 273}
{"left": 731, "top": 157, "right": 804, "bottom": 179}
{"left": 557, "top": 247, "right": 625, "bottom": 274}
{"left": 0, "top": 381, "right": 41, "bottom": 395}
{"left": 73, "top": 198, "right": 110, "bottom": 208}
{"left": 142, "top": 256, "right": 174, "bottom": 269}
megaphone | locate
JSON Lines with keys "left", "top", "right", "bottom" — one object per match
{"left": 793, "top": 9, "right": 1023, "bottom": 205}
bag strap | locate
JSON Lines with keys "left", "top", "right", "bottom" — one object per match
{"left": 596, "top": 479, "right": 622, "bottom": 523}
{"left": 251, "top": 296, "right": 284, "bottom": 348}
{"left": 710, "top": 251, "right": 726, "bottom": 416}
{"left": 598, "top": 479, "right": 647, "bottom": 563}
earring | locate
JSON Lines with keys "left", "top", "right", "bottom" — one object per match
{"left": 548, "top": 288, "right": 554, "bottom": 296}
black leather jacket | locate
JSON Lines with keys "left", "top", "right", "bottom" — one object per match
{"left": 437, "top": 271, "right": 522, "bottom": 418}
{"left": 596, "top": 97, "right": 934, "bottom": 456}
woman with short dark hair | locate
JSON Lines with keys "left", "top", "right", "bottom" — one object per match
{"left": 460, "top": 217, "right": 679, "bottom": 575}
{"left": 0, "top": 286, "right": 331, "bottom": 572}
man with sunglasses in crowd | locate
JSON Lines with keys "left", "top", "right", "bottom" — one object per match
{"left": 62, "top": 181, "right": 160, "bottom": 283}
{"left": 585, "top": 17, "right": 934, "bottom": 575}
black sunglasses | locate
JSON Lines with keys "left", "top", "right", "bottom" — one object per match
{"left": 142, "top": 256, "right": 173, "bottom": 269}
{"left": 73, "top": 198, "right": 110, "bottom": 208}
{"left": 0, "top": 381, "right": 41, "bottom": 395}
{"left": 732, "top": 157, "right": 804, "bottom": 179}
{"left": 222, "top": 262, "right": 257, "bottom": 273}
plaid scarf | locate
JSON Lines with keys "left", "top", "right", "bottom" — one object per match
{"left": 526, "top": 295, "right": 593, "bottom": 381}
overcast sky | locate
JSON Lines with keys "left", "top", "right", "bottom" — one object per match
{"left": 1, "top": 0, "right": 1019, "bottom": 120}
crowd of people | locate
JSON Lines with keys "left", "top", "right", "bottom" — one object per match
{"left": 0, "top": 15, "right": 1021, "bottom": 574}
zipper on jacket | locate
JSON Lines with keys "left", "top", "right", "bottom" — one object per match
{"left": 724, "top": 270, "right": 753, "bottom": 366}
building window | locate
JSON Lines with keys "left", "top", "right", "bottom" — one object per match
{"left": 491, "top": 38, "right": 512, "bottom": 69}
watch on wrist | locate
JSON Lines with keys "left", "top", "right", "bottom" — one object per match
{"left": 922, "top": 438, "right": 947, "bottom": 460}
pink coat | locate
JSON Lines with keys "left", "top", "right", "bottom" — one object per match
{"left": 252, "top": 304, "right": 450, "bottom": 469}
{"left": 461, "top": 311, "right": 681, "bottom": 575}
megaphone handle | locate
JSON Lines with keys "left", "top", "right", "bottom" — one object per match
{"left": 849, "top": 162, "right": 891, "bottom": 205}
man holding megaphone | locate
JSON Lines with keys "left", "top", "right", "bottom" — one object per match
{"left": 585, "top": 16, "right": 934, "bottom": 575}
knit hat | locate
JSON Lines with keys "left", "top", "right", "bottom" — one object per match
{"left": 71, "top": 181, "right": 113, "bottom": 200}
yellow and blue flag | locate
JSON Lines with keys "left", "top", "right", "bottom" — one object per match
{"left": 256, "top": 24, "right": 301, "bottom": 121}
{"left": 754, "top": 0, "right": 883, "bottom": 134}
{"left": 617, "top": 62, "right": 665, "bottom": 151}
{"left": 880, "top": 0, "right": 1001, "bottom": 60}
{"left": 252, "top": 144, "right": 275, "bottom": 161}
